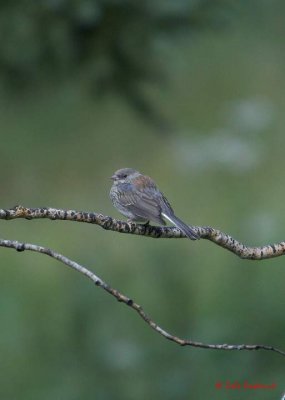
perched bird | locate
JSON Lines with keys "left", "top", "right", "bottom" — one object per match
{"left": 110, "top": 168, "right": 199, "bottom": 240}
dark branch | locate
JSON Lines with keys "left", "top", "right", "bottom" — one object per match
{"left": 0, "top": 238, "right": 284, "bottom": 357}
{"left": 1, "top": 205, "right": 284, "bottom": 260}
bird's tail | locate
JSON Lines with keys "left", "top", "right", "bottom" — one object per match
{"left": 162, "top": 212, "right": 199, "bottom": 240}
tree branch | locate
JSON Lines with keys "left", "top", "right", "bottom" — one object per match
{"left": 1, "top": 205, "right": 284, "bottom": 260}
{"left": 1, "top": 237, "right": 284, "bottom": 357}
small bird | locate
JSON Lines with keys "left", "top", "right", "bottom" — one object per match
{"left": 110, "top": 168, "right": 199, "bottom": 240}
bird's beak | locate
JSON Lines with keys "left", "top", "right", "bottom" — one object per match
{"left": 110, "top": 175, "right": 116, "bottom": 181}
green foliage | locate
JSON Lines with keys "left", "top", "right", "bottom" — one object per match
{"left": 0, "top": 0, "right": 239, "bottom": 124}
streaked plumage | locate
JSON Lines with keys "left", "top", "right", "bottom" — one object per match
{"left": 110, "top": 168, "right": 199, "bottom": 240}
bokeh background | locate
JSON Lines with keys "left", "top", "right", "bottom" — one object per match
{"left": 0, "top": 1, "right": 284, "bottom": 399}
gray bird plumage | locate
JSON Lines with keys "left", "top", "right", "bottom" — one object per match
{"left": 110, "top": 168, "right": 199, "bottom": 240}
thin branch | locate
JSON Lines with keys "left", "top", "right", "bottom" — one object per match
{"left": 1, "top": 238, "right": 284, "bottom": 357}
{"left": 1, "top": 205, "right": 285, "bottom": 260}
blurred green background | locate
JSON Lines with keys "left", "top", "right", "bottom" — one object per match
{"left": 0, "top": 1, "right": 284, "bottom": 399}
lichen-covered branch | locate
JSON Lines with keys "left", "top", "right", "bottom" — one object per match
{"left": 0, "top": 238, "right": 284, "bottom": 357}
{"left": 1, "top": 205, "right": 284, "bottom": 260}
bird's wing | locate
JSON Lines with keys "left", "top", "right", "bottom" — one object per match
{"left": 118, "top": 182, "right": 166, "bottom": 224}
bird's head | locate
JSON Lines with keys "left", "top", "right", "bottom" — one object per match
{"left": 111, "top": 168, "right": 140, "bottom": 184}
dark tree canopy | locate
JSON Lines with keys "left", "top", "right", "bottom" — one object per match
{"left": 0, "top": 1, "right": 237, "bottom": 109}
{"left": 0, "top": 0, "right": 281, "bottom": 124}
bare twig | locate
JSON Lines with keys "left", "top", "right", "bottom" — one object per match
{"left": 1, "top": 205, "right": 285, "bottom": 260}
{"left": 0, "top": 238, "right": 284, "bottom": 357}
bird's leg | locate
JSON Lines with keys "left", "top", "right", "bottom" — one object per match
{"left": 127, "top": 219, "right": 150, "bottom": 227}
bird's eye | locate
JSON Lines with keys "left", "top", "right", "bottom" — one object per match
{"left": 121, "top": 174, "right": 127, "bottom": 179}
